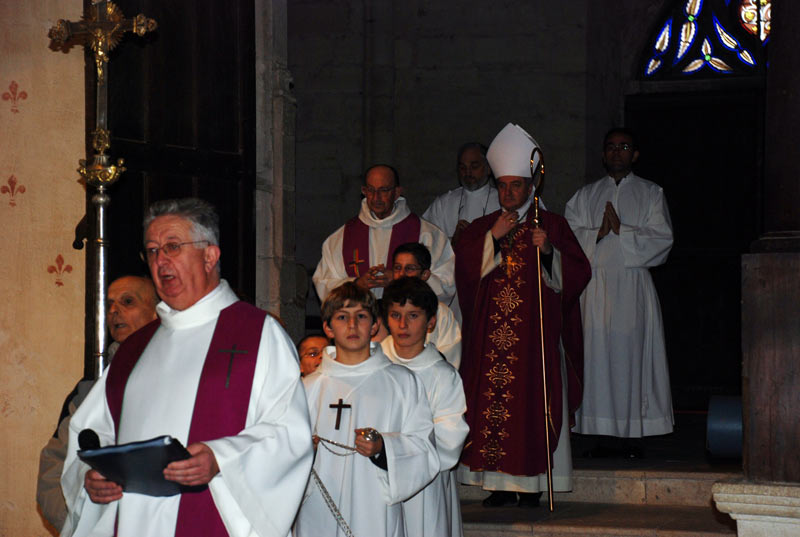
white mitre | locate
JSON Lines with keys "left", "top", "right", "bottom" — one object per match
{"left": 486, "top": 123, "right": 541, "bottom": 178}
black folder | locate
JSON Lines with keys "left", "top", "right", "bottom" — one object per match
{"left": 78, "top": 435, "right": 191, "bottom": 497}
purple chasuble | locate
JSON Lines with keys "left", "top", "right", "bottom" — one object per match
{"left": 106, "top": 301, "right": 268, "bottom": 537}
{"left": 342, "top": 213, "right": 421, "bottom": 277}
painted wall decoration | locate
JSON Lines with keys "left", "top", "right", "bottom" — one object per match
{"left": 1, "top": 175, "right": 26, "bottom": 206}
{"left": 47, "top": 254, "right": 73, "bottom": 286}
{"left": 2, "top": 81, "right": 28, "bottom": 113}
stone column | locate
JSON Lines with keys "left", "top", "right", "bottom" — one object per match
{"left": 255, "top": 0, "right": 304, "bottom": 339}
{"left": 714, "top": 2, "right": 800, "bottom": 535}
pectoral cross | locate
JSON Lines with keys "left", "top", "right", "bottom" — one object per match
{"left": 348, "top": 249, "right": 365, "bottom": 277}
{"left": 505, "top": 255, "right": 521, "bottom": 278}
{"left": 329, "top": 398, "right": 351, "bottom": 430}
{"left": 219, "top": 344, "right": 248, "bottom": 389}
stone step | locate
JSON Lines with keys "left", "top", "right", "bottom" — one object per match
{"left": 460, "top": 467, "right": 742, "bottom": 507}
{"left": 461, "top": 501, "right": 737, "bottom": 537}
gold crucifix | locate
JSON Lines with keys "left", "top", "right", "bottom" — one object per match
{"left": 504, "top": 254, "right": 522, "bottom": 278}
{"left": 47, "top": 2, "right": 156, "bottom": 380}
{"left": 48, "top": 1, "right": 157, "bottom": 85}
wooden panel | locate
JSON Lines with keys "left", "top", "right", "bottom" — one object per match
{"left": 742, "top": 253, "right": 800, "bottom": 482}
{"left": 98, "top": 0, "right": 255, "bottom": 299}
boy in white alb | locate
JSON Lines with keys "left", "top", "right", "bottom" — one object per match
{"left": 295, "top": 282, "right": 439, "bottom": 537}
{"left": 381, "top": 277, "right": 469, "bottom": 537}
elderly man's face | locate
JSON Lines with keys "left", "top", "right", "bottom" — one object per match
{"left": 144, "top": 215, "right": 221, "bottom": 311}
{"left": 497, "top": 175, "right": 533, "bottom": 212}
{"left": 458, "top": 147, "right": 490, "bottom": 191}
{"left": 362, "top": 166, "right": 401, "bottom": 220}
{"left": 107, "top": 276, "right": 158, "bottom": 342}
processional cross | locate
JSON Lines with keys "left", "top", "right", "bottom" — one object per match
{"left": 48, "top": 1, "right": 157, "bottom": 378}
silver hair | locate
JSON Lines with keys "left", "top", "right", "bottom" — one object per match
{"left": 143, "top": 198, "right": 220, "bottom": 245}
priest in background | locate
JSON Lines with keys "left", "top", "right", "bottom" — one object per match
{"left": 565, "top": 127, "right": 674, "bottom": 457}
{"left": 455, "top": 123, "right": 591, "bottom": 508}
{"left": 422, "top": 142, "right": 499, "bottom": 247}
{"left": 60, "top": 198, "right": 313, "bottom": 537}
{"left": 313, "top": 164, "right": 455, "bottom": 304}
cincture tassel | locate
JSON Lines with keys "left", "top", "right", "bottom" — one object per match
{"left": 531, "top": 148, "right": 555, "bottom": 513}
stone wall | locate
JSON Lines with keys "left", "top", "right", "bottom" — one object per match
{"left": 0, "top": 1, "right": 86, "bottom": 535}
{"left": 288, "top": 0, "right": 670, "bottom": 310}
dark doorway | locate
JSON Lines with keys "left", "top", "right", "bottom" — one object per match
{"left": 625, "top": 90, "right": 763, "bottom": 411}
{"left": 95, "top": 0, "right": 256, "bottom": 301}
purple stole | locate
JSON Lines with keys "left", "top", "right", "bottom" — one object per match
{"left": 342, "top": 213, "right": 421, "bottom": 277}
{"left": 106, "top": 301, "right": 268, "bottom": 537}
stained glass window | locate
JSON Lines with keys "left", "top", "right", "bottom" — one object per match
{"left": 642, "top": 0, "right": 770, "bottom": 79}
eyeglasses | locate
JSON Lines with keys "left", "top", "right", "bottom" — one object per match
{"left": 140, "top": 240, "right": 210, "bottom": 262}
{"left": 300, "top": 349, "right": 322, "bottom": 359}
{"left": 605, "top": 143, "right": 633, "bottom": 153}
{"left": 362, "top": 186, "right": 395, "bottom": 196}
{"left": 392, "top": 264, "right": 423, "bottom": 275}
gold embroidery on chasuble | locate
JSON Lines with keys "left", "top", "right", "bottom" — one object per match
{"left": 489, "top": 323, "right": 519, "bottom": 351}
{"left": 498, "top": 428, "right": 510, "bottom": 440}
{"left": 482, "top": 387, "right": 496, "bottom": 400}
{"left": 480, "top": 426, "right": 491, "bottom": 439}
{"left": 486, "top": 363, "right": 515, "bottom": 388}
{"left": 486, "top": 349, "right": 498, "bottom": 362}
{"left": 480, "top": 439, "right": 506, "bottom": 465}
{"left": 489, "top": 312, "right": 502, "bottom": 324}
{"left": 493, "top": 285, "right": 522, "bottom": 315}
{"left": 483, "top": 400, "right": 511, "bottom": 426}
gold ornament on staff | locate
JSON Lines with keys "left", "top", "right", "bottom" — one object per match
{"left": 530, "top": 146, "right": 555, "bottom": 512}
{"left": 48, "top": 1, "right": 157, "bottom": 379}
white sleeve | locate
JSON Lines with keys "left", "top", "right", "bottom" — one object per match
{"left": 619, "top": 187, "right": 673, "bottom": 268}
{"left": 427, "top": 304, "right": 462, "bottom": 369}
{"left": 429, "top": 366, "right": 469, "bottom": 471}
{"left": 377, "top": 373, "right": 439, "bottom": 504}
{"left": 419, "top": 219, "right": 456, "bottom": 304}
{"left": 204, "top": 317, "right": 313, "bottom": 537}
{"left": 312, "top": 225, "right": 353, "bottom": 302}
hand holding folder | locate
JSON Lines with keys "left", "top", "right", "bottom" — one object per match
{"left": 78, "top": 433, "right": 192, "bottom": 497}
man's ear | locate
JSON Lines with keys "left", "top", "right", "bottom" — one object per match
{"left": 632, "top": 150, "right": 640, "bottom": 164}
{"left": 204, "top": 245, "right": 221, "bottom": 273}
{"left": 420, "top": 269, "right": 431, "bottom": 281}
{"left": 426, "top": 315, "right": 437, "bottom": 334}
{"left": 395, "top": 186, "right": 405, "bottom": 197}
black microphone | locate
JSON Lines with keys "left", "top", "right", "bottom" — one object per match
{"left": 78, "top": 429, "right": 101, "bottom": 450}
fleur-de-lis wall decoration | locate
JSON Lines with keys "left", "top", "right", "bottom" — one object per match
{"left": 1, "top": 175, "right": 25, "bottom": 206}
{"left": 2, "top": 81, "right": 28, "bottom": 113}
{"left": 48, "top": 254, "right": 73, "bottom": 286}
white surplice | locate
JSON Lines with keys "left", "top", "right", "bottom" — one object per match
{"left": 295, "top": 345, "right": 439, "bottom": 537}
{"left": 312, "top": 197, "right": 456, "bottom": 303}
{"left": 565, "top": 173, "right": 674, "bottom": 437}
{"left": 61, "top": 281, "right": 313, "bottom": 537}
{"left": 422, "top": 183, "right": 500, "bottom": 241}
{"left": 381, "top": 342, "right": 468, "bottom": 537}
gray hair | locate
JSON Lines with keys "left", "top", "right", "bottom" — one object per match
{"left": 143, "top": 198, "right": 220, "bottom": 245}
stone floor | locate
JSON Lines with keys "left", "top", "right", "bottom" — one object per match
{"left": 460, "top": 412, "right": 742, "bottom": 536}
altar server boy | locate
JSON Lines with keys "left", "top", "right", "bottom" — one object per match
{"left": 294, "top": 281, "right": 439, "bottom": 537}
{"left": 381, "top": 277, "right": 469, "bottom": 537}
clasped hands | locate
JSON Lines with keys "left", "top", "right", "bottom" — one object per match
{"left": 491, "top": 211, "right": 552, "bottom": 254}
{"left": 355, "top": 264, "right": 391, "bottom": 290}
{"left": 84, "top": 442, "right": 219, "bottom": 504}
{"left": 597, "top": 201, "right": 621, "bottom": 240}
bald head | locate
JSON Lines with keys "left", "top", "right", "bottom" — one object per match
{"left": 107, "top": 276, "right": 158, "bottom": 343}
